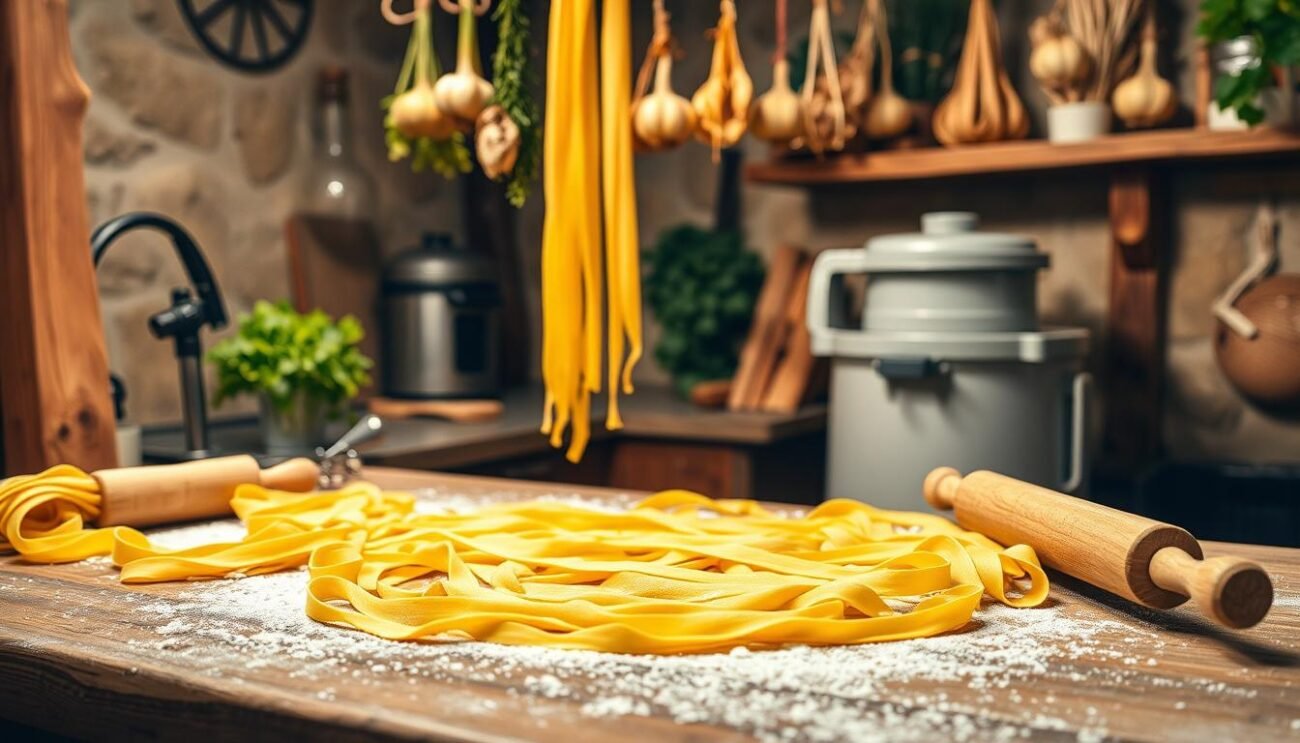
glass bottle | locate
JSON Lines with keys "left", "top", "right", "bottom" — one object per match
{"left": 301, "top": 66, "right": 376, "bottom": 219}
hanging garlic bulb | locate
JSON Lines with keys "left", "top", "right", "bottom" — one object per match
{"left": 434, "top": 0, "right": 494, "bottom": 129}
{"left": 933, "top": 0, "right": 1028, "bottom": 145}
{"left": 751, "top": 59, "right": 803, "bottom": 144}
{"left": 691, "top": 0, "right": 752, "bottom": 159}
{"left": 1029, "top": 16, "right": 1090, "bottom": 97}
{"left": 392, "top": 84, "right": 456, "bottom": 140}
{"left": 633, "top": 51, "right": 697, "bottom": 150}
{"left": 749, "top": 0, "right": 802, "bottom": 146}
{"left": 863, "top": 0, "right": 911, "bottom": 139}
{"left": 1112, "top": 13, "right": 1176, "bottom": 128}
{"left": 795, "top": 0, "right": 846, "bottom": 154}
{"left": 838, "top": 0, "right": 879, "bottom": 139}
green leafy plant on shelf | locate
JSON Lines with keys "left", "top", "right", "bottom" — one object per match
{"left": 1199, "top": 0, "right": 1300, "bottom": 125}
{"left": 208, "top": 301, "right": 373, "bottom": 419}
{"left": 646, "top": 226, "right": 765, "bottom": 399}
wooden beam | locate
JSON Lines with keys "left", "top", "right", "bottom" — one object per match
{"left": 0, "top": 0, "right": 118, "bottom": 473}
{"left": 1103, "top": 168, "right": 1168, "bottom": 470}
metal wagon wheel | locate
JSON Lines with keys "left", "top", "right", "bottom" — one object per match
{"left": 177, "top": 0, "right": 314, "bottom": 74}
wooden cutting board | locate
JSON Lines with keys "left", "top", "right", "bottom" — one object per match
{"left": 728, "top": 246, "right": 806, "bottom": 412}
{"left": 285, "top": 214, "right": 384, "bottom": 393}
{"left": 760, "top": 259, "right": 819, "bottom": 414}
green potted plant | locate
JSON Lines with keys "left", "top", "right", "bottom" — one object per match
{"left": 208, "top": 300, "right": 372, "bottom": 453}
{"left": 646, "top": 225, "right": 765, "bottom": 398}
{"left": 1198, "top": 0, "right": 1300, "bottom": 127}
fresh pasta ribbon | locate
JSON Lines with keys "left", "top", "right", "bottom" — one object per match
{"left": 541, "top": 0, "right": 641, "bottom": 460}
{"left": 0, "top": 465, "right": 1049, "bottom": 655}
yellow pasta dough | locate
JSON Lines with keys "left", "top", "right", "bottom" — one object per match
{"left": 1, "top": 465, "right": 1048, "bottom": 654}
{"left": 541, "top": 0, "right": 641, "bottom": 460}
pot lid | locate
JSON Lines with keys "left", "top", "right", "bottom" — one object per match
{"left": 384, "top": 233, "right": 497, "bottom": 286}
{"left": 858, "top": 212, "right": 1048, "bottom": 272}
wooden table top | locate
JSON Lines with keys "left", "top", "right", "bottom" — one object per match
{"left": 0, "top": 468, "right": 1296, "bottom": 742}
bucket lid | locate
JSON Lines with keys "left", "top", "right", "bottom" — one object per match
{"left": 859, "top": 212, "right": 1047, "bottom": 272}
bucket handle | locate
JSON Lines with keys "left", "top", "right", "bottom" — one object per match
{"left": 807, "top": 249, "right": 872, "bottom": 341}
{"left": 1060, "top": 371, "right": 1091, "bottom": 494}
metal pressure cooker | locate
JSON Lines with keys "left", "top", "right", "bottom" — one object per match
{"left": 381, "top": 233, "right": 501, "bottom": 399}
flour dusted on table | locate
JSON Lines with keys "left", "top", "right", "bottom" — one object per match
{"left": 91, "top": 490, "right": 1276, "bottom": 741}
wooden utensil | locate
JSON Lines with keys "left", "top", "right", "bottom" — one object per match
{"left": 760, "top": 259, "right": 816, "bottom": 413}
{"left": 729, "top": 246, "right": 805, "bottom": 412}
{"left": 95, "top": 456, "right": 319, "bottom": 528}
{"left": 923, "top": 468, "right": 1274, "bottom": 629}
{"left": 285, "top": 214, "right": 384, "bottom": 394}
{"left": 368, "top": 397, "right": 504, "bottom": 422}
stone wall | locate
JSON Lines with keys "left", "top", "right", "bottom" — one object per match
{"left": 73, "top": 1, "right": 1300, "bottom": 463}
{"left": 72, "top": 0, "right": 462, "bottom": 424}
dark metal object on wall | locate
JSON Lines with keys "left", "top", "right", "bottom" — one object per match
{"left": 178, "top": 0, "right": 314, "bottom": 74}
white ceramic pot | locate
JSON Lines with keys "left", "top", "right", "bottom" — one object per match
{"left": 1046, "top": 101, "right": 1111, "bottom": 144}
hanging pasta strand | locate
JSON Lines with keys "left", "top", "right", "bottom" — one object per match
{"left": 540, "top": 0, "right": 577, "bottom": 445}
{"left": 602, "top": 0, "right": 640, "bottom": 429}
{"left": 542, "top": 0, "right": 640, "bottom": 461}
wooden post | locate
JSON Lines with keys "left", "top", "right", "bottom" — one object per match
{"left": 1103, "top": 168, "right": 1168, "bottom": 470}
{"left": 0, "top": 0, "right": 118, "bottom": 473}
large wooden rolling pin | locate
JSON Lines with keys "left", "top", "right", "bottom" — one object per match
{"left": 95, "top": 456, "right": 319, "bottom": 528}
{"left": 923, "top": 468, "right": 1274, "bottom": 629}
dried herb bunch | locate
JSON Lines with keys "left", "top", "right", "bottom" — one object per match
{"left": 1030, "top": 0, "right": 1146, "bottom": 104}
{"left": 481, "top": 0, "right": 540, "bottom": 206}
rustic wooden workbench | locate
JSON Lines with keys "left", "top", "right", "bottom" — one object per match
{"left": 0, "top": 468, "right": 1296, "bottom": 742}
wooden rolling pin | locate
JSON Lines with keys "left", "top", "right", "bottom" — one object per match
{"left": 923, "top": 467, "right": 1274, "bottom": 629}
{"left": 95, "top": 456, "right": 319, "bottom": 528}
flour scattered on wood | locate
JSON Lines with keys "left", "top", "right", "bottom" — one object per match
{"left": 81, "top": 488, "right": 1280, "bottom": 742}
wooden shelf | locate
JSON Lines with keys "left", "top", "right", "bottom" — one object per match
{"left": 745, "top": 127, "right": 1300, "bottom": 185}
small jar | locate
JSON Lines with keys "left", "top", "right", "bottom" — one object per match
{"left": 1208, "top": 36, "right": 1296, "bottom": 130}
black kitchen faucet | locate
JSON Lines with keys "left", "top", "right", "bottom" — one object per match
{"left": 91, "top": 212, "right": 228, "bottom": 459}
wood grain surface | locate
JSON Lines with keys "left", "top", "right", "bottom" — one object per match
{"left": 0, "top": 468, "right": 1296, "bottom": 742}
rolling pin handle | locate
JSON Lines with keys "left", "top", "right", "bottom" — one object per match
{"left": 1149, "top": 547, "right": 1273, "bottom": 629}
{"left": 923, "top": 467, "right": 962, "bottom": 511}
{"left": 260, "top": 457, "right": 321, "bottom": 492}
